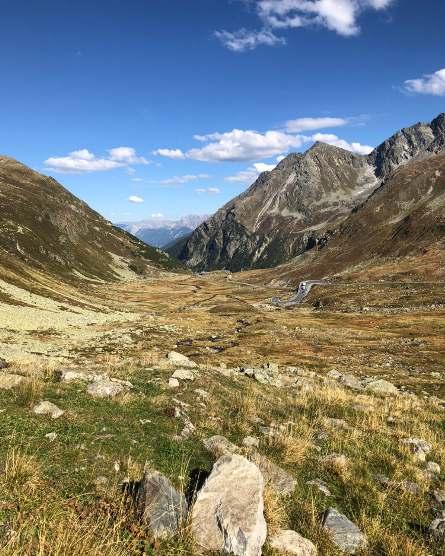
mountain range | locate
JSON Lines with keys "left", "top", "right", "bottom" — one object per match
{"left": 169, "top": 113, "right": 445, "bottom": 275}
{"left": 117, "top": 215, "right": 208, "bottom": 248}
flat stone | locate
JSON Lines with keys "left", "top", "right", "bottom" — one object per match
{"left": 60, "top": 369, "right": 93, "bottom": 382}
{"left": 171, "top": 368, "right": 196, "bottom": 381}
{"left": 167, "top": 351, "right": 197, "bottom": 368}
{"left": 135, "top": 470, "right": 187, "bottom": 538}
{"left": 33, "top": 401, "right": 64, "bottom": 419}
{"left": 365, "top": 379, "right": 399, "bottom": 396}
{"left": 0, "top": 373, "right": 26, "bottom": 389}
{"left": 168, "top": 378, "right": 180, "bottom": 388}
{"left": 321, "top": 508, "right": 368, "bottom": 554}
{"left": 191, "top": 454, "right": 267, "bottom": 556}
{"left": 269, "top": 529, "right": 317, "bottom": 555}
{"left": 204, "top": 435, "right": 239, "bottom": 458}
{"left": 87, "top": 380, "right": 126, "bottom": 398}
{"left": 250, "top": 453, "right": 296, "bottom": 496}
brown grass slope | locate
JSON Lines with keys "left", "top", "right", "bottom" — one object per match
{"left": 0, "top": 156, "right": 181, "bottom": 286}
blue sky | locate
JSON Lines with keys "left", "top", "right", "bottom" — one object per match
{"left": 0, "top": 0, "right": 444, "bottom": 222}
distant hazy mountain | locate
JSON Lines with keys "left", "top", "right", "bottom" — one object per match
{"left": 117, "top": 215, "right": 209, "bottom": 248}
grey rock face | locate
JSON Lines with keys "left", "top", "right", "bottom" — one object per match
{"left": 191, "top": 454, "right": 267, "bottom": 556}
{"left": 321, "top": 508, "right": 368, "bottom": 554}
{"left": 269, "top": 529, "right": 317, "bottom": 555}
{"left": 135, "top": 470, "right": 187, "bottom": 538}
{"left": 170, "top": 113, "right": 445, "bottom": 273}
{"left": 203, "top": 435, "right": 239, "bottom": 458}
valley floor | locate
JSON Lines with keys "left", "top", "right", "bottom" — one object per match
{"left": 0, "top": 272, "right": 444, "bottom": 554}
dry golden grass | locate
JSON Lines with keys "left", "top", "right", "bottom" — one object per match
{"left": 12, "top": 377, "right": 44, "bottom": 407}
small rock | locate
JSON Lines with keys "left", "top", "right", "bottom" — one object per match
{"left": 204, "top": 435, "right": 239, "bottom": 458}
{"left": 432, "top": 489, "right": 445, "bottom": 507}
{"left": 0, "top": 358, "right": 9, "bottom": 369}
{"left": 135, "top": 470, "right": 187, "bottom": 538}
{"left": 45, "top": 432, "right": 58, "bottom": 442}
{"left": 194, "top": 388, "right": 209, "bottom": 399}
{"left": 429, "top": 514, "right": 445, "bottom": 541}
{"left": 87, "top": 380, "right": 126, "bottom": 398}
{"left": 59, "top": 369, "right": 92, "bottom": 383}
{"left": 33, "top": 401, "right": 64, "bottom": 419}
{"left": 0, "top": 373, "right": 26, "bottom": 390}
{"left": 398, "top": 480, "right": 421, "bottom": 495}
{"left": 168, "top": 378, "right": 180, "bottom": 389}
{"left": 264, "top": 362, "right": 279, "bottom": 374}
{"left": 339, "top": 374, "right": 364, "bottom": 391}
{"left": 327, "top": 369, "right": 342, "bottom": 380}
{"left": 365, "top": 379, "right": 399, "bottom": 396}
{"left": 426, "top": 461, "right": 441, "bottom": 475}
{"left": 401, "top": 438, "right": 432, "bottom": 462}
{"left": 171, "top": 368, "right": 196, "bottom": 381}
{"left": 243, "top": 436, "right": 260, "bottom": 449}
{"left": 269, "top": 529, "right": 317, "bottom": 555}
{"left": 167, "top": 351, "right": 197, "bottom": 368}
{"left": 191, "top": 454, "right": 267, "bottom": 556}
{"left": 307, "top": 479, "right": 331, "bottom": 497}
{"left": 321, "top": 508, "right": 368, "bottom": 554}
{"left": 250, "top": 453, "right": 296, "bottom": 496}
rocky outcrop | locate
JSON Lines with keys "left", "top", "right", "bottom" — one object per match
{"left": 320, "top": 508, "right": 368, "bottom": 554}
{"left": 191, "top": 454, "right": 267, "bottom": 556}
{"left": 170, "top": 113, "right": 445, "bottom": 273}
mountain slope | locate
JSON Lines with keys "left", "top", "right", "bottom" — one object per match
{"left": 249, "top": 151, "right": 445, "bottom": 285}
{"left": 0, "top": 156, "right": 180, "bottom": 285}
{"left": 171, "top": 113, "right": 445, "bottom": 272}
{"left": 118, "top": 215, "right": 208, "bottom": 248}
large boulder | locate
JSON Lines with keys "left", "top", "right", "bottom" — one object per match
{"left": 365, "top": 379, "right": 398, "bottom": 396}
{"left": 191, "top": 454, "right": 267, "bottom": 556}
{"left": 135, "top": 470, "right": 187, "bottom": 539}
{"left": 320, "top": 508, "right": 367, "bottom": 554}
{"left": 171, "top": 368, "right": 196, "bottom": 381}
{"left": 269, "top": 529, "right": 317, "bottom": 555}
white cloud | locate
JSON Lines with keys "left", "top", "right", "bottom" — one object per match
{"left": 312, "top": 133, "right": 373, "bottom": 155}
{"left": 217, "top": 0, "right": 394, "bottom": 51}
{"left": 159, "top": 174, "right": 210, "bottom": 185}
{"left": 45, "top": 147, "right": 148, "bottom": 173}
{"left": 214, "top": 28, "right": 285, "bottom": 52}
{"left": 186, "top": 129, "right": 306, "bottom": 162}
{"left": 285, "top": 116, "right": 348, "bottom": 133}
{"left": 151, "top": 213, "right": 164, "bottom": 218}
{"left": 132, "top": 177, "right": 144, "bottom": 182}
{"left": 195, "top": 187, "right": 221, "bottom": 194}
{"left": 152, "top": 148, "right": 186, "bottom": 160}
{"left": 128, "top": 195, "right": 144, "bottom": 204}
{"left": 226, "top": 162, "right": 276, "bottom": 183}
{"left": 109, "top": 147, "right": 149, "bottom": 165}
{"left": 403, "top": 68, "right": 445, "bottom": 97}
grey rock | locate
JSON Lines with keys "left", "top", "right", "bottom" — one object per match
{"left": 171, "top": 368, "right": 196, "bottom": 381}
{"left": 327, "top": 370, "right": 343, "bottom": 380}
{"left": 401, "top": 438, "right": 432, "bottom": 462}
{"left": 339, "top": 373, "right": 364, "bottom": 391}
{"left": 191, "top": 454, "right": 267, "bottom": 556}
{"left": 0, "top": 357, "right": 9, "bottom": 369}
{"left": 432, "top": 489, "right": 445, "bottom": 507}
{"left": 87, "top": 380, "right": 126, "bottom": 398}
{"left": 135, "top": 470, "right": 187, "bottom": 538}
{"left": 250, "top": 453, "right": 296, "bottom": 496}
{"left": 243, "top": 436, "right": 260, "bottom": 449}
{"left": 429, "top": 514, "right": 445, "bottom": 541}
{"left": 0, "top": 373, "right": 26, "bottom": 389}
{"left": 269, "top": 529, "right": 317, "bottom": 555}
{"left": 60, "top": 369, "right": 94, "bottom": 382}
{"left": 45, "top": 432, "right": 58, "bottom": 442}
{"left": 307, "top": 479, "right": 331, "bottom": 497}
{"left": 321, "top": 508, "right": 368, "bottom": 554}
{"left": 167, "top": 351, "right": 197, "bottom": 368}
{"left": 168, "top": 377, "right": 180, "bottom": 388}
{"left": 426, "top": 461, "right": 441, "bottom": 475}
{"left": 365, "top": 379, "right": 399, "bottom": 396}
{"left": 204, "top": 435, "right": 239, "bottom": 458}
{"left": 33, "top": 400, "right": 64, "bottom": 419}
